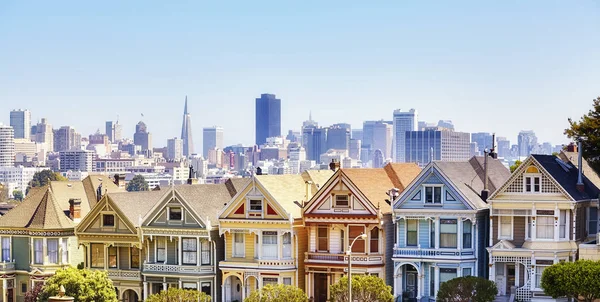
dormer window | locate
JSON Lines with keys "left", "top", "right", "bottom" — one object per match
{"left": 169, "top": 207, "right": 182, "bottom": 220}
{"left": 334, "top": 195, "right": 349, "bottom": 208}
{"left": 424, "top": 186, "right": 442, "bottom": 204}
{"left": 249, "top": 200, "right": 262, "bottom": 212}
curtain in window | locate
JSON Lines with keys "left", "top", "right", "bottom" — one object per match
{"left": 430, "top": 221, "right": 435, "bottom": 248}
{"left": 282, "top": 233, "right": 291, "bottom": 258}
{"left": 157, "top": 239, "right": 166, "bottom": 262}
{"left": 500, "top": 216, "right": 511, "bottom": 238}
{"left": 440, "top": 220, "right": 457, "bottom": 248}
{"left": 61, "top": 239, "right": 68, "bottom": 264}
{"left": 131, "top": 248, "right": 140, "bottom": 268}
{"left": 91, "top": 243, "right": 104, "bottom": 268}
{"left": 182, "top": 238, "right": 197, "bottom": 265}
{"left": 34, "top": 239, "right": 43, "bottom": 264}
{"left": 283, "top": 278, "right": 292, "bottom": 286}
{"left": 263, "top": 278, "right": 278, "bottom": 286}
{"left": 201, "top": 240, "right": 211, "bottom": 264}
{"left": 108, "top": 246, "right": 117, "bottom": 268}
{"left": 262, "top": 232, "right": 278, "bottom": 259}
{"left": 47, "top": 239, "right": 58, "bottom": 264}
{"left": 559, "top": 210, "right": 567, "bottom": 239}
{"left": 536, "top": 216, "right": 554, "bottom": 239}
{"left": 1, "top": 237, "right": 10, "bottom": 261}
{"left": 234, "top": 233, "right": 244, "bottom": 257}
{"left": 535, "top": 266, "right": 547, "bottom": 288}
{"left": 463, "top": 220, "right": 472, "bottom": 249}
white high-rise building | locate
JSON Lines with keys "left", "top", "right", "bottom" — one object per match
{"left": 59, "top": 149, "right": 94, "bottom": 172}
{"left": 10, "top": 109, "right": 31, "bottom": 140}
{"left": 167, "top": 137, "right": 183, "bottom": 160}
{"left": 203, "top": 126, "right": 224, "bottom": 157}
{"left": 0, "top": 124, "right": 15, "bottom": 167}
{"left": 393, "top": 109, "right": 418, "bottom": 162}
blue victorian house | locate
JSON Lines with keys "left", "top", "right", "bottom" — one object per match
{"left": 392, "top": 156, "right": 510, "bottom": 301}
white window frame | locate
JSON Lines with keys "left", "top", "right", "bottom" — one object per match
{"left": 523, "top": 174, "right": 541, "bottom": 193}
{"left": 498, "top": 216, "right": 513, "bottom": 240}
{"left": 536, "top": 214, "right": 555, "bottom": 240}
{"left": 406, "top": 220, "right": 418, "bottom": 247}
{"left": 282, "top": 232, "right": 292, "bottom": 259}
{"left": 1, "top": 237, "right": 10, "bottom": 262}
{"left": 559, "top": 210, "right": 567, "bottom": 240}
{"left": 168, "top": 207, "right": 182, "bottom": 221}
{"left": 534, "top": 259, "right": 554, "bottom": 289}
{"left": 587, "top": 207, "right": 598, "bottom": 236}
{"left": 462, "top": 267, "right": 472, "bottom": 277}
{"left": 423, "top": 185, "right": 443, "bottom": 205}
{"left": 283, "top": 277, "right": 292, "bottom": 286}
{"left": 248, "top": 199, "right": 262, "bottom": 212}
{"left": 233, "top": 233, "right": 245, "bottom": 258}
{"left": 334, "top": 194, "right": 350, "bottom": 208}
{"left": 47, "top": 238, "right": 59, "bottom": 264}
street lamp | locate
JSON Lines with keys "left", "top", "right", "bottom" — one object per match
{"left": 347, "top": 233, "right": 367, "bottom": 302}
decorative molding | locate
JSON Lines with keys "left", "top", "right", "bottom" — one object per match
{"left": 141, "top": 228, "right": 209, "bottom": 237}
{"left": 0, "top": 229, "right": 74, "bottom": 236}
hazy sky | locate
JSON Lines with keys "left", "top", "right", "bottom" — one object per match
{"left": 1, "top": 1, "right": 599, "bottom": 152}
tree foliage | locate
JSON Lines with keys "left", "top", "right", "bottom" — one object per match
{"left": 437, "top": 276, "right": 498, "bottom": 302}
{"left": 329, "top": 275, "right": 393, "bottom": 302}
{"left": 37, "top": 267, "right": 117, "bottom": 302}
{"left": 27, "top": 170, "right": 66, "bottom": 194}
{"left": 510, "top": 160, "right": 522, "bottom": 173}
{"left": 245, "top": 284, "right": 308, "bottom": 302}
{"left": 0, "top": 184, "right": 7, "bottom": 203}
{"left": 24, "top": 282, "right": 43, "bottom": 302}
{"left": 126, "top": 174, "right": 149, "bottom": 192}
{"left": 12, "top": 190, "right": 23, "bottom": 201}
{"left": 541, "top": 260, "right": 600, "bottom": 302}
{"left": 565, "top": 97, "right": 600, "bottom": 172}
{"left": 146, "top": 288, "right": 211, "bottom": 302}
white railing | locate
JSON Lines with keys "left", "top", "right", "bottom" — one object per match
{"left": 107, "top": 270, "right": 141, "bottom": 280}
{"left": 143, "top": 263, "right": 214, "bottom": 274}
{"left": 0, "top": 262, "right": 14, "bottom": 272}
{"left": 258, "top": 259, "right": 295, "bottom": 267}
{"left": 393, "top": 247, "right": 475, "bottom": 258}
{"left": 304, "top": 252, "right": 384, "bottom": 264}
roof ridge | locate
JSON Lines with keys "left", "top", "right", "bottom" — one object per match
{"left": 26, "top": 187, "right": 50, "bottom": 228}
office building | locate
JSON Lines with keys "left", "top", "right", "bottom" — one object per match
{"left": 496, "top": 137, "right": 510, "bottom": 158}
{"left": 34, "top": 118, "right": 54, "bottom": 152}
{"left": 393, "top": 109, "right": 418, "bottom": 162}
{"left": 302, "top": 126, "right": 327, "bottom": 162}
{"left": 0, "top": 166, "right": 45, "bottom": 196}
{"left": 405, "top": 128, "right": 471, "bottom": 167}
{"left": 10, "top": 109, "right": 31, "bottom": 140}
{"left": 54, "top": 126, "right": 81, "bottom": 152}
{"left": 471, "top": 132, "right": 493, "bottom": 156}
{"left": 133, "top": 121, "right": 152, "bottom": 153}
{"left": 327, "top": 123, "right": 351, "bottom": 151}
{"left": 59, "top": 149, "right": 94, "bottom": 172}
{"left": 0, "top": 124, "right": 15, "bottom": 167}
{"left": 167, "top": 137, "right": 184, "bottom": 161}
{"left": 351, "top": 129, "right": 363, "bottom": 141}
{"left": 181, "top": 96, "right": 194, "bottom": 157}
{"left": 255, "top": 93, "right": 281, "bottom": 146}
{"left": 372, "top": 149, "right": 384, "bottom": 168}
{"left": 518, "top": 130, "right": 537, "bottom": 158}
{"left": 349, "top": 138, "right": 361, "bottom": 160}
{"left": 105, "top": 120, "right": 123, "bottom": 143}
{"left": 203, "top": 126, "right": 224, "bottom": 158}
{"left": 362, "top": 120, "right": 393, "bottom": 160}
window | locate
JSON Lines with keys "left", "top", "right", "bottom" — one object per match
{"left": 588, "top": 208, "right": 598, "bottom": 236}
{"left": 559, "top": 210, "right": 567, "bottom": 239}
{"left": 424, "top": 186, "right": 442, "bottom": 204}
{"left": 283, "top": 277, "right": 292, "bottom": 286}
{"left": 527, "top": 217, "right": 532, "bottom": 239}
{"left": 182, "top": 283, "right": 197, "bottom": 290}
{"left": 370, "top": 228, "right": 379, "bottom": 253}
{"left": 440, "top": 219, "right": 457, "bottom": 248}
{"left": 201, "top": 240, "right": 211, "bottom": 264}
{"left": 108, "top": 246, "right": 117, "bottom": 268}
{"left": 156, "top": 239, "right": 166, "bottom": 262}
{"left": 317, "top": 227, "right": 328, "bottom": 251}
{"left": 406, "top": 220, "right": 418, "bottom": 246}
{"left": 440, "top": 268, "right": 457, "bottom": 284}
{"left": 463, "top": 220, "right": 472, "bottom": 249}
{"left": 263, "top": 278, "right": 278, "bottom": 286}
{"left": 525, "top": 176, "right": 541, "bottom": 193}
{"left": 462, "top": 268, "right": 472, "bottom": 276}
{"left": 334, "top": 195, "right": 349, "bottom": 207}
{"left": 536, "top": 215, "right": 554, "bottom": 239}
{"left": 430, "top": 220, "right": 435, "bottom": 248}
{"left": 131, "top": 248, "right": 140, "bottom": 268}
{"left": 535, "top": 260, "right": 554, "bottom": 288}
{"left": 499, "top": 216, "right": 512, "bottom": 239}
{"left": 20, "top": 282, "right": 27, "bottom": 295}
{"left": 249, "top": 200, "right": 262, "bottom": 212}
{"left": 182, "top": 238, "right": 197, "bottom": 265}
{"left": 169, "top": 208, "right": 182, "bottom": 220}
{"left": 349, "top": 226, "right": 365, "bottom": 253}
{"left": 1, "top": 237, "right": 10, "bottom": 262}
{"left": 47, "top": 239, "right": 58, "bottom": 264}
{"left": 263, "top": 231, "right": 278, "bottom": 259}
{"left": 61, "top": 239, "right": 68, "bottom": 263}
{"left": 102, "top": 214, "right": 115, "bottom": 227}
{"left": 233, "top": 233, "right": 245, "bottom": 257}
{"left": 282, "top": 233, "right": 292, "bottom": 258}
{"left": 429, "top": 267, "right": 435, "bottom": 297}
{"left": 91, "top": 243, "right": 104, "bottom": 268}
{"left": 34, "top": 239, "right": 43, "bottom": 264}
{"left": 340, "top": 229, "right": 345, "bottom": 253}
{"left": 201, "top": 283, "right": 211, "bottom": 296}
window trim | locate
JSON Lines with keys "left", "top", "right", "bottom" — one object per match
{"left": 182, "top": 238, "right": 198, "bottom": 265}
{"left": 440, "top": 219, "right": 458, "bottom": 248}
{"left": 248, "top": 199, "right": 263, "bottom": 212}
{"left": 370, "top": 227, "right": 379, "bottom": 253}
{"left": 90, "top": 243, "right": 105, "bottom": 268}
{"left": 462, "top": 220, "right": 473, "bottom": 249}
{"left": 423, "top": 185, "right": 443, "bottom": 205}
{"left": 317, "top": 226, "right": 329, "bottom": 252}
{"left": 406, "top": 220, "right": 418, "bottom": 247}
{"left": 523, "top": 174, "right": 542, "bottom": 193}
{"left": 102, "top": 214, "right": 116, "bottom": 227}
{"left": 168, "top": 207, "right": 183, "bottom": 221}
{"left": 334, "top": 194, "right": 350, "bottom": 208}
{"left": 498, "top": 215, "right": 514, "bottom": 240}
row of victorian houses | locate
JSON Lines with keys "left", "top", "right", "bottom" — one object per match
{"left": 0, "top": 145, "right": 599, "bottom": 302}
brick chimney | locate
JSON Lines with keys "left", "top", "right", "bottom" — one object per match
{"left": 69, "top": 198, "right": 82, "bottom": 222}
{"left": 567, "top": 142, "right": 578, "bottom": 153}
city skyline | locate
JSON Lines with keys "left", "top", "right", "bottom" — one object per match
{"left": 1, "top": 1, "right": 599, "bottom": 149}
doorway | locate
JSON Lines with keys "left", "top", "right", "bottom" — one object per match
{"left": 314, "top": 273, "right": 328, "bottom": 302}
{"left": 404, "top": 265, "right": 418, "bottom": 302}
{"left": 506, "top": 264, "right": 516, "bottom": 294}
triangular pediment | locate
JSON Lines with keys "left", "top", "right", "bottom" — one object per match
{"left": 304, "top": 171, "right": 377, "bottom": 216}
{"left": 490, "top": 240, "right": 515, "bottom": 250}
{"left": 142, "top": 189, "right": 206, "bottom": 228}
{"left": 76, "top": 194, "right": 137, "bottom": 235}
{"left": 219, "top": 177, "right": 288, "bottom": 220}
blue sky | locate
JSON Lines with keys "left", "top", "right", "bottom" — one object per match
{"left": 0, "top": 1, "right": 599, "bottom": 151}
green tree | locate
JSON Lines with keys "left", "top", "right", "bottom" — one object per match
{"left": 329, "top": 275, "right": 392, "bottom": 302}
{"left": 245, "top": 284, "right": 308, "bottom": 302}
{"left": 510, "top": 160, "right": 522, "bottom": 173}
{"left": 24, "top": 282, "right": 43, "bottom": 302}
{"left": 0, "top": 184, "right": 7, "bottom": 203}
{"left": 12, "top": 190, "right": 23, "bottom": 201}
{"left": 27, "top": 169, "right": 66, "bottom": 194}
{"left": 146, "top": 288, "right": 211, "bottom": 302}
{"left": 565, "top": 97, "right": 600, "bottom": 172}
{"left": 126, "top": 174, "right": 149, "bottom": 192}
{"left": 37, "top": 267, "right": 117, "bottom": 302}
{"left": 541, "top": 260, "right": 600, "bottom": 302}
{"left": 437, "top": 276, "right": 498, "bottom": 302}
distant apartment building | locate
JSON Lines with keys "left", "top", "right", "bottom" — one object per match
{"left": 53, "top": 126, "right": 81, "bottom": 152}
{"left": 59, "top": 149, "right": 94, "bottom": 172}
{"left": 10, "top": 109, "right": 31, "bottom": 140}
{"left": 203, "top": 126, "right": 224, "bottom": 158}
{"left": 94, "top": 158, "right": 135, "bottom": 173}
{"left": 133, "top": 121, "right": 152, "bottom": 153}
{"left": 0, "top": 124, "right": 15, "bottom": 167}
{"left": 471, "top": 132, "right": 493, "bottom": 156}
{"left": 393, "top": 109, "right": 417, "bottom": 162}
{"left": 496, "top": 136, "right": 510, "bottom": 158}
{"left": 405, "top": 128, "right": 471, "bottom": 167}
{"left": 255, "top": 93, "right": 281, "bottom": 146}
{"left": 327, "top": 123, "right": 351, "bottom": 151}
{"left": 0, "top": 166, "right": 45, "bottom": 196}
{"left": 34, "top": 118, "right": 54, "bottom": 152}
{"left": 167, "top": 137, "right": 184, "bottom": 160}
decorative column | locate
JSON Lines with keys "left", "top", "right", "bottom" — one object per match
{"left": 416, "top": 267, "right": 423, "bottom": 299}
{"left": 178, "top": 237, "right": 182, "bottom": 266}
{"left": 434, "top": 266, "right": 440, "bottom": 296}
{"left": 554, "top": 205, "right": 560, "bottom": 240}
{"left": 197, "top": 237, "right": 201, "bottom": 266}
{"left": 2, "top": 279, "right": 7, "bottom": 302}
{"left": 435, "top": 218, "right": 440, "bottom": 249}
{"left": 458, "top": 219, "right": 463, "bottom": 252}
{"left": 164, "top": 238, "right": 168, "bottom": 264}
{"left": 489, "top": 216, "right": 494, "bottom": 247}
{"left": 58, "top": 238, "right": 63, "bottom": 265}
{"left": 143, "top": 282, "right": 148, "bottom": 300}
{"left": 257, "top": 232, "right": 262, "bottom": 260}
{"left": 163, "top": 282, "right": 167, "bottom": 291}
{"left": 178, "top": 280, "right": 182, "bottom": 289}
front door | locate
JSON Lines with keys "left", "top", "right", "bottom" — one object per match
{"left": 495, "top": 263, "right": 506, "bottom": 295}
{"left": 314, "top": 273, "right": 328, "bottom": 302}
{"left": 404, "top": 266, "right": 418, "bottom": 302}
{"left": 506, "top": 264, "right": 516, "bottom": 294}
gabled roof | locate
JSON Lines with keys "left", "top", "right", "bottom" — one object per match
{"left": 0, "top": 186, "right": 74, "bottom": 229}
{"left": 532, "top": 154, "right": 600, "bottom": 200}
{"left": 384, "top": 163, "right": 423, "bottom": 191}
{"left": 82, "top": 174, "right": 123, "bottom": 209}
{"left": 108, "top": 190, "right": 166, "bottom": 227}
{"left": 558, "top": 151, "right": 600, "bottom": 190}
{"left": 255, "top": 174, "right": 308, "bottom": 219}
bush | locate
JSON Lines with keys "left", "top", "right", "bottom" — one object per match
{"left": 146, "top": 288, "right": 211, "bottom": 302}
{"left": 437, "top": 276, "right": 497, "bottom": 302}
{"left": 541, "top": 260, "right": 600, "bottom": 302}
{"left": 37, "top": 267, "right": 117, "bottom": 302}
{"left": 329, "top": 275, "right": 392, "bottom": 302}
{"left": 244, "top": 284, "right": 307, "bottom": 302}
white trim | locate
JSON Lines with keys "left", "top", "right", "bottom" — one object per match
{"left": 406, "top": 219, "right": 419, "bottom": 247}
{"left": 167, "top": 207, "right": 183, "bottom": 221}
{"left": 422, "top": 184, "right": 444, "bottom": 205}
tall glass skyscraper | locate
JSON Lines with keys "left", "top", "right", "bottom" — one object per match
{"left": 255, "top": 94, "right": 281, "bottom": 146}
{"left": 10, "top": 109, "right": 31, "bottom": 140}
{"left": 393, "top": 109, "right": 417, "bottom": 163}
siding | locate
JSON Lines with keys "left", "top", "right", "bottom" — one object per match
{"left": 329, "top": 228, "right": 342, "bottom": 254}
{"left": 383, "top": 214, "right": 394, "bottom": 287}
{"left": 398, "top": 220, "right": 405, "bottom": 247}
{"left": 418, "top": 219, "right": 429, "bottom": 247}
{"left": 148, "top": 239, "right": 156, "bottom": 262}
{"left": 13, "top": 237, "right": 29, "bottom": 271}
{"left": 309, "top": 226, "right": 316, "bottom": 252}
{"left": 212, "top": 229, "right": 224, "bottom": 302}
{"left": 513, "top": 216, "right": 526, "bottom": 247}
{"left": 296, "top": 225, "right": 308, "bottom": 292}
{"left": 167, "top": 239, "right": 177, "bottom": 265}
{"left": 118, "top": 247, "right": 129, "bottom": 269}
{"left": 492, "top": 216, "right": 499, "bottom": 245}
{"left": 68, "top": 236, "right": 85, "bottom": 268}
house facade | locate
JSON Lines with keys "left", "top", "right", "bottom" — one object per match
{"left": 218, "top": 171, "right": 332, "bottom": 302}
{"left": 487, "top": 154, "right": 599, "bottom": 301}
{"left": 392, "top": 156, "right": 510, "bottom": 301}
{"left": 302, "top": 164, "right": 420, "bottom": 302}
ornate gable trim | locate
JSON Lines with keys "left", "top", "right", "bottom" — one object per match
{"left": 142, "top": 188, "right": 206, "bottom": 228}
{"left": 75, "top": 195, "right": 137, "bottom": 236}
{"left": 304, "top": 171, "right": 377, "bottom": 215}
{"left": 218, "top": 176, "right": 291, "bottom": 221}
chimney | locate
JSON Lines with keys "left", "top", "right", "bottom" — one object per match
{"left": 577, "top": 140, "right": 584, "bottom": 193}
{"left": 490, "top": 133, "right": 498, "bottom": 159}
{"left": 567, "top": 142, "right": 578, "bottom": 153}
{"left": 69, "top": 198, "right": 82, "bottom": 222}
{"left": 96, "top": 183, "right": 103, "bottom": 202}
{"left": 329, "top": 159, "right": 340, "bottom": 172}
{"left": 481, "top": 149, "right": 490, "bottom": 201}
{"left": 113, "top": 174, "right": 120, "bottom": 187}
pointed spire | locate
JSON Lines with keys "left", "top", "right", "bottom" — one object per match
{"left": 184, "top": 96, "right": 188, "bottom": 115}
{"left": 309, "top": 110, "right": 312, "bottom": 121}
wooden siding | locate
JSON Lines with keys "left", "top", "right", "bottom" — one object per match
{"left": 167, "top": 238, "right": 177, "bottom": 265}
{"left": 398, "top": 220, "right": 405, "bottom": 247}
{"left": 118, "top": 247, "right": 129, "bottom": 269}
{"left": 492, "top": 216, "right": 499, "bottom": 245}
{"left": 296, "top": 225, "right": 308, "bottom": 292}
{"left": 419, "top": 219, "right": 430, "bottom": 248}
{"left": 512, "top": 216, "right": 526, "bottom": 247}
{"left": 68, "top": 237, "right": 84, "bottom": 267}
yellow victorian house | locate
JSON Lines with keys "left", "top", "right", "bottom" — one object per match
{"left": 218, "top": 171, "right": 332, "bottom": 302}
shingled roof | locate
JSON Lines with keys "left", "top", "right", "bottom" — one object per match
{"left": 532, "top": 154, "right": 600, "bottom": 200}
{"left": 0, "top": 185, "right": 74, "bottom": 229}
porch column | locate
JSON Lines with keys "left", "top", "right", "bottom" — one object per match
{"left": 489, "top": 259, "right": 495, "bottom": 282}
{"left": 178, "top": 236, "right": 182, "bottom": 266}
{"left": 197, "top": 237, "right": 201, "bottom": 266}
{"left": 417, "top": 267, "right": 423, "bottom": 299}
{"left": 435, "top": 218, "right": 440, "bottom": 249}
{"left": 163, "top": 282, "right": 167, "bottom": 291}
{"left": 2, "top": 278, "right": 6, "bottom": 302}
{"left": 146, "top": 240, "right": 150, "bottom": 263}
{"left": 143, "top": 282, "right": 148, "bottom": 300}
{"left": 164, "top": 238, "right": 168, "bottom": 264}
{"left": 258, "top": 232, "right": 262, "bottom": 260}
{"left": 178, "top": 280, "right": 182, "bottom": 289}
{"left": 434, "top": 266, "right": 440, "bottom": 296}
{"left": 241, "top": 278, "right": 246, "bottom": 301}
{"left": 489, "top": 216, "right": 493, "bottom": 247}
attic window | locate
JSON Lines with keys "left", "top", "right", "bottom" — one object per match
{"left": 334, "top": 195, "right": 349, "bottom": 208}
{"left": 102, "top": 214, "right": 115, "bottom": 227}
{"left": 424, "top": 186, "right": 442, "bottom": 204}
{"left": 525, "top": 176, "right": 541, "bottom": 193}
{"left": 249, "top": 200, "right": 262, "bottom": 212}
{"left": 169, "top": 207, "right": 182, "bottom": 220}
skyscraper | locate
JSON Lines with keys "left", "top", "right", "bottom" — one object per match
{"left": 133, "top": 121, "right": 152, "bottom": 153}
{"left": 105, "top": 120, "right": 123, "bottom": 143}
{"left": 302, "top": 126, "right": 327, "bottom": 161}
{"left": 393, "top": 109, "right": 418, "bottom": 162}
{"left": 181, "top": 96, "right": 194, "bottom": 157}
{"left": 518, "top": 130, "right": 537, "bottom": 158}
{"left": 405, "top": 128, "right": 471, "bottom": 167}
{"left": 167, "top": 137, "right": 184, "bottom": 160}
{"left": 496, "top": 137, "right": 511, "bottom": 158}
{"left": 327, "top": 123, "right": 351, "bottom": 151}
{"left": 105, "top": 121, "right": 114, "bottom": 142}
{"left": 53, "top": 126, "right": 81, "bottom": 152}
{"left": 34, "top": 118, "right": 54, "bottom": 152}
{"left": 255, "top": 93, "right": 281, "bottom": 146}
{"left": 0, "top": 124, "right": 15, "bottom": 167}
{"left": 10, "top": 109, "right": 31, "bottom": 140}
{"left": 203, "top": 126, "right": 224, "bottom": 158}
{"left": 471, "top": 132, "right": 493, "bottom": 156}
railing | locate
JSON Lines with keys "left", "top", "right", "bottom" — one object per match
{"left": 304, "top": 252, "right": 384, "bottom": 264}
{"left": 258, "top": 259, "right": 295, "bottom": 267}
{"left": 143, "top": 263, "right": 214, "bottom": 274}
{"left": 393, "top": 247, "right": 475, "bottom": 259}
{"left": 0, "top": 262, "right": 14, "bottom": 272}
{"left": 107, "top": 270, "right": 141, "bottom": 280}
{"left": 515, "top": 279, "right": 532, "bottom": 301}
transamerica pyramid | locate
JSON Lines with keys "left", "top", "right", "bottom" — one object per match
{"left": 181, "top": 96, "right": 194, "bottom": 157}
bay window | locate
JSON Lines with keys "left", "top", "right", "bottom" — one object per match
{"left": 233, "top": 233, "right": 245, "bottom": 258}
{"left": 262, "top": 231, "right": 278, "bottom": 259}
{"left": 108, "top": 246, "right": 117, "bottom": 268}
{"left": 263, "top": 278, "right": 278, "bottom": 286}
{"left": 535, "top": 260, "right": 554, "bottom": 288}
{"left": 34, "top": 239, "right": 43, "bottom": 264}
{"left": 588, "top": 208, "right": 598, "bottom": 236}
{"left": 201, "top": 240, "right": 211, "bottom": 264}
{"left": 282, "top": 233, "right": 292, "bottom": 258}
{"left": 499, "top": 216, "right": 512, "bottom": 239}
{"left": 1, "top": 237, "right": 10, "bottom": 262}
{"left": 182, "top": 238, "right": 197, "bottom": 265}
{"left": 370, "top": 228, "right": 379, "bottom": 253}
{"left": 406, "top": 220, "right": 418, "bottom": 246}
{"left": 156, "top": 239, "right": 166, "bottom": 262}
{"left": 440, "top": 219, "right": 457, "bottom": 248}
{"left": 440, "top": 268, "right": 457, "bottom": 284}
{"left": 47, "top": 239, "right": 59, "bottom": 264}
{"left": 463, "top": 220, "right": 472, "bottom": 249}
{"left": 559, "top": 210, "right": 567, "bottom": 239}
{"left": 91, "top": 243, "right": 104, "bottom": 268}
